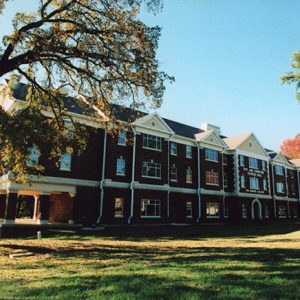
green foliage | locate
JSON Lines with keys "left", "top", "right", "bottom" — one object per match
{"left": 282, "top": 51, "right": 300, "bottom": 101}
{"left": 0, "top": 0, "right": 173, "bottom": 181}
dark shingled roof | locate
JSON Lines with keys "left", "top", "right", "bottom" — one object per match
{"left": 268, "top": 152, "right": 277, "bottom": 159}
{"left": 9, "top": 82, "right": 96, "bottom": 117}
{"left": 9, "top": 82, "right": 208, "bottom": 139}
{"left": 163, "top": 118, "right": 204, "bottom": 139}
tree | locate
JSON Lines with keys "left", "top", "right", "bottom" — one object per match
{"left": 0, "top": 0, "right": 173, "bottom": 181}
{"left": 282, "top": 51, "right": 300, "bottom": 101}
{"left": 280, "top": 134, "right": 300, "bottom": 159}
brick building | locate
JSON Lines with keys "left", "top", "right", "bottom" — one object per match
{"left": 0, "top": 81, "right": 299, "bottom": 225}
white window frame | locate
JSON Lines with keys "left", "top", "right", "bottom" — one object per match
{"left": 186, "top": 145, "right": 192, "bottom": 159}
{"left": 116, "top": 157, "right": 125, "bottom": 176}
{"left": 60, "top": 152, "right": 72, "bottom": 171}
{"left": 276, "top": 182, "right": 285, "bottom": 193}
{"left": 240, "top": 175, "right": 246, "bottom": 188}
{"left": 143, "top": 134, "right": 162, "bottom": 151}
{"left": 170, "top": 142, "right": 177, "bottom": 156}
{"left": 142, "top": 161, "right": 161, "bottom": 179}
{"left": 275, "top": 165, "right": 284, "bottom": 175}
{"left": 114, "top": 198, "right": 124, "bottom": 218}
{"left": 206, "top": 170, "right": 219, "bottom": 186}
{"left": 170, "top": 165, "right": 177, "bottom": 182}
{"left": 262, "top": 160, "right": 266, "bottom": 171}
{"left": 240, "top": 155, "right": 244, "bottom": 167}
{"left": 249, "top": 157, "right": 258, "bottom": 169}
{"left": 206, "top": 202, "right": 220, "bottom": 218}
{"left": 186, "top": 201, "right": 192, "bottom": 218}
{"left": 118, "top": 131, "right": 127, "bottom": 146}
{"left": 141, "top": 199, "right": 160, "bottom": 218}
{"left": 205, "top": 148, "right": 218, "bottom": 162}
{"left": 263, "top": 178, "right": 267, "bottom": 191}
{"left": 186, "top": 167, "right": 192, "bottom": 183}
{"left": 250, "top": 177, "right": 259, "bottom": 190}
{"left": 223, "top": 155, "right": 227, "bottom": 165}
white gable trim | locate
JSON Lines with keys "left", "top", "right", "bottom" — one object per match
{"left": 196, "top": 130, "right": 228, "bottom": 149}
{"left": 236, "top": 149, "right": 270, "bottom": 161}
{"left": 272, "top": 152, "right": 290, "bottom": 165}
{"left": 133, "top": 112, "right": 174, "bottom": 136}
{"left": 236, "top": 133, "right": 269, "bottom": 158}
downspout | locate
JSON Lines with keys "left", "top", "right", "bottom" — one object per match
{"left": 196, "top": 143, "right": 201, "bottom": 222}
{"left": 271, "top": 162, "right": 277, "bottom": 218}
{"left": 97, "top": 126, "right": 107, "bottom": 224}
{"left": 128, "top": 125, "right": 137, "bottom": 224}
{"left": 167, "top": 134, "right": 174, "bottom": 220}
{"left": 297, "top": 168, "right": 300, "bottom": 208}
{"left": 284, "top": 165, "right": 290, "bottom": 218}
{"left": 221, "top": 149, "right": 226, "bottom": 218}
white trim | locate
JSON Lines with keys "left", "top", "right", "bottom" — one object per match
{"left": 236, "top": 149, "right": 270, "bottom": 161}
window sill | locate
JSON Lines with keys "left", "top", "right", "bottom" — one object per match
{"left": 206, "top": 183, "right": 219, "bottom": 186}
{"left": 142, "top": 176, "right": 161, "bottom": 179}
{"left": 117, "top": 143, "right": 126, "bottom": 147}
{"left": 60, "top": 169, "right": 71, "bottom": 172}
{"left": 170, "top": 179, "right": 178, "bottom": 182}
{"left": 206, "top": 216, "right": 220, "bottom": 218}
{"left": 142, "top": 146, "right": 162, "bottom": 152}
{"left": 205, "top": 159, "right": 219, "bottom": 163}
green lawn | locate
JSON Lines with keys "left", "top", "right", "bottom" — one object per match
{"left": 0, "top": 224, "right": 300, "bottom": 299}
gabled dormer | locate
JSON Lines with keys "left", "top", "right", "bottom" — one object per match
{"left": 133, "top": 112, "right": 174, "bottom": 138}
{"left": 271, "top": 152, "right": 290, "bottom": 167}
{"left": 195, "top": 130, "right": 228, "bottom": 151}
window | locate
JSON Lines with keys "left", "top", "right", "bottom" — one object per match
{"left": 262, "top": 161, "right": 266, "bottom": 171}
{"left": 263, "top": 178, "right": 268, "bottom": 191}
{"left": 249, "top": 157, "right": 258, "bottom": 169}
{"left": 186, "top": 145, "right": 192, "bottom": 159}
{"left": 206, "top": 170, "right": 219, "bottom": 185}
{"left": 223, "top": 173, "right": 228, "bottom": 187}
{"left": 223, "top": 155, "right": 228, "bottom": 165}
{"left": 265, "top": 205, "right": 269, "bottom": 218}
{"left": 114, "top": 198, "right": 124, "bottom": 217}
{"left": 143, "top": 134, "right": 161, "bottom": 151}
{"left": 275, "top": 165, "right": 284, "bottom": 175}
{"left": 278, "top": 204, "right": 287, "bottom": 218}
{"left": 186, "top": 167, "right": 192, "bottom": 183}
{"left": 141, "top": 199, "right": 160, "bottom": 217}
{"left": 224, "top": 201, "right": 229, "bottom": 218}
{"left": 186, "top": 201, "right": 192, "bottom": 218}
{"left": 116, "top": 157, "right": 125, "bottom": 176}
{"left": 27, "top": 146, "right": 39, "bottom": 166}
{"left": 205, "top": 148, "right": 218, "bottom": 162}
{"left": 60, "top": 153, "right": 72, "bottom": 171}
{"left": 142, "top": 161, "right": 161, "bottom": 178}
{"left": 241, "top": 175, "right": 245, "bottom": 188}
{"left": 170, "top": 165, "right": 177, "bottom": 181}
{"left": 291, "top": 184, "right": 295, "bottom": 194}
{"left": 242, "top": 203, "right": 247, "bottom": 219}
{"left": 276, "top": 182, "right": 285, "bottom": 193}
{"left": 290, "top": 171, "right": 295, "bottom": 179}
{"left": 118, "top": 131, "right": 126, "bottom": 146}
{"left": 170, "top": 142, "right": 177, "bottom": 155}
{"left": 64, "top": 120, "right": 75, "bottom": 139}
{"left": 240, "top": 155, "right": 244, "bottom": 166}
{"left": 250, "top": 177, "right": 259, "bottom": 190}
{"left": 206, "top": 202, "right": 219, "bottom": 218}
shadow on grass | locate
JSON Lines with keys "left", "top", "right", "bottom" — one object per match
{"left": 1, "top": 245, "right": 300, "bottom": 299}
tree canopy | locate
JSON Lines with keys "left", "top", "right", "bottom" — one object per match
{"left": 280, "top": 134, "right": 300, "bottom": 160}
{"left": 281, "top": 51, "right": 300, "bottom": 101}
{"left": 0, "top": 0, "right": 173, "bottom": 181}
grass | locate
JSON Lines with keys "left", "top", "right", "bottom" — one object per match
{"left": 0, "top": 223, "right": 300, "bottom": 299}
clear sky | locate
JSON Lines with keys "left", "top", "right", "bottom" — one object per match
{"left": 1, "top": 0, "right": 300, "bottom": 150}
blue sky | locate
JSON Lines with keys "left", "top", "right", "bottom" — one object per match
{"left": 1, "top": 0, "right": 300, "bottom": 150}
